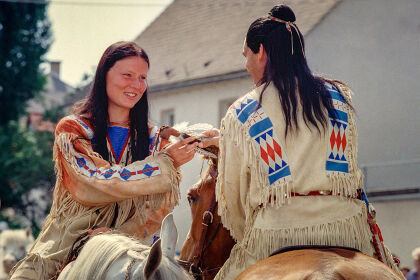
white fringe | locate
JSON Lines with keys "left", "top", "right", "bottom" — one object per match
{"left": 12, "top": 126, "right": 182, "bottom": 280}
{"left": 9, "top": 251, "right": 59, "bottom": 280}
{"left": 217, "top": 206, "right": 373, "bottom": 279}
{"left": 53, "top": 133, "right": 180, "bottom": 227}
{"left": 216, "top": 111, "right": 294, "bottom": 239}
{"left": 328, "top": 83, "right": 364, "bottom": 195}
{"left": 216, "top": 84, "right": 403, "bottom": 280}
{"left": 24, "top": 133, "right": 181, "bottom": 278}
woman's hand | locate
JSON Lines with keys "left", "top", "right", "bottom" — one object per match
{"left": 198, "top": 129, "right": 220, "bottom": 148}
{"left": 165, "top": 136, "right": 198, "bottom": 168}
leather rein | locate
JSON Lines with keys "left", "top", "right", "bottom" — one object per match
{"left": 178, "top": 164, "right": 223, "bottom": 279}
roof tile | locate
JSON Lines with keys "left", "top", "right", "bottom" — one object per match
{"left": 134, "top": 0, "right": 337, "bottom": 87}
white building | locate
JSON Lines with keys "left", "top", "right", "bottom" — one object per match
{"left": 134, "top": 0, "right": 420, "bottom": 266}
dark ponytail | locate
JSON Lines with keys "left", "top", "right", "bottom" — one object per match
{"left": 246, "top": 5, "right": 348, "bottom": 136}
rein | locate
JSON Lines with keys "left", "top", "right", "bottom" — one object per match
{"left": 125, "top": 258, "right": 137, "bottom": 280}
{"left": 52, "top": 230, "right": 92, "bottom": 280}
{"left": 178, "top": 163, "right": 222, "bottom": 279}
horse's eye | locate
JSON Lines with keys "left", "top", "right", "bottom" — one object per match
{"left": 187, "top": 194, "right": 196, "bottom": 205}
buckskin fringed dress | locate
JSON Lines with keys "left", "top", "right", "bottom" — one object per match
{"left": 10, "top": 115, "right": 180, "bottom": 280}
{"left": 214, "top": 82, "right": 403, "bottom": 280}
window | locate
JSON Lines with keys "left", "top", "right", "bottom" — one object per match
{"left": 218, "top": 98, "right": 236, "bottom": 123}
{"left": 161, "top": 109, "right": 175, "bottom": 127}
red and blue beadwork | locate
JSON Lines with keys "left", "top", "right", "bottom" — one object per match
{"left": 231, "top": 95, "right": 292, "bottom": 185}
{"left": 325, "top": 84, "right": 349, "bottom": 174}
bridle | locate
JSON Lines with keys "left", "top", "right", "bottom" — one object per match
{"left": 178, "top": 164, "right": 223, "bottom": 279}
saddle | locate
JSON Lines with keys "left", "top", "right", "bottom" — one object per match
{"left": 270, "top": 245, "right": 361, "bottom": 257}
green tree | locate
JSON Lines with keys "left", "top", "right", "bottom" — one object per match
{"left": 0, "top": 121, "right": 55, "bottom": 235}
{"left": 0, "top": 1, "right": 53, "bottom": 234}
{"left": 0, "top": 1, "right": 52, "bottom": 125}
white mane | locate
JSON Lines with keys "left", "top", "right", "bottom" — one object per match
{"left": 62, "top": 234, "right": 142, "bottom": 279}
{"left": 58, "top": 214, "right": 192, "bottom": 280}
{"left": 171, "top": 122, "right": 217, "bottom": 159}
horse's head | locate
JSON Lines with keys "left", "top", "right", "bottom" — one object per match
{"left": 0, "top": 228, "right": 33, "bottom": 275}
{"left": 58, "top": 213, "right": 192, "bottom": 280}
{"left": 132, "top": 213, "right": 185, "bottom": 279}
{"left": 179, "top": 157, "right": 235, "bottom": 280}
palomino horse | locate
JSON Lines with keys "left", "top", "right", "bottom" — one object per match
{"left": 57, "top": 214, "right": 192, "bottom": 280}
{"left": 179, "top": 157, "right": 402, "bottom": 280}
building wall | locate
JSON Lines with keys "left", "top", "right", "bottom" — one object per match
{"left": 373, "top": 199, "right": 420, "bottom": 268}
{"left": 149, "top": 76, "right": 254, "bottom": 251}
{"left": 304, "top": 0, "right": 420, "bottom": 264}
{"left": 305, "top": 0, "right": 420, "bottom": 165}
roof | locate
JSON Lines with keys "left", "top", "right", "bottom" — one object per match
{"left": 27, "top": 72, "right": 75, "bottom": 113}
{"left": 134, "top": 0, "right": 338, "bottom": 89}
{"left": 61, "top": 83, "right": 92, "bottom": 108}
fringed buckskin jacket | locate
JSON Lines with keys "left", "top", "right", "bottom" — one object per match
{"left": 214, "top": 82, "right": 401, "bottom": 280}
{"left": 10, "top": 115, "right": 180, "bottom": 280}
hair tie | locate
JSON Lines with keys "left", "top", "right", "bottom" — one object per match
{"left": 270, "top": 16, "right": 293, "bottom": 30}
{"left": 268, "top": 15, "right": 306, "bottom": 58}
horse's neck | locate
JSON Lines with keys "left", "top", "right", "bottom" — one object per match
{"left": 204, "top": 160, "right": 217, "bottom": 181}
{"left": 105, "top": 255, "right": 135, "bottom": 280}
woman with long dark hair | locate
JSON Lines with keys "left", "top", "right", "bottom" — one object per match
{"left": 11, "top": 41, "right": 198, "bottom": 280}
{"left": 200, "top": 5, "right": 402, "bottom": 279}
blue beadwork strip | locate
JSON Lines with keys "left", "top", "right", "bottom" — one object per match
{"left": 231, "top": 93, "right": 292, "bottom": 185}
{"left": 326, "top": 161, "right": 349, "bottom": 173}
{"left": 238, "top": 100, "right": 259, "bottom": 124}
{"left": 269, "top": 166, "right": 291, "bottom": 185}
{"left": 249, "top": 118, "right": 272, "bottom": 138}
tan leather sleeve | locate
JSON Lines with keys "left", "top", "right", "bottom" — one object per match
{"left": 215, "top": 115, "right": 248, "bottom": 242}
{"left": 54, "top": 117, "right": 180, "bottom": 207}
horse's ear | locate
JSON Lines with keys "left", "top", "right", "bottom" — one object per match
{"left": 160, "top": 213, "right": 178, "bottom": 259}
{"left": 211, "top": 156, "right": 218, "bottom": 168}
{"left": 143, "top": 239, "right": 162, "bottom": 279}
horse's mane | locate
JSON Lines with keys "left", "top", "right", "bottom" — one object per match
{"left": 63, "top": 232, "right": 191, "bottom": 280}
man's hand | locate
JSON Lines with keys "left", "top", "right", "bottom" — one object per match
{"left": 198, "top": 129, "right": 220, "bottom": 148}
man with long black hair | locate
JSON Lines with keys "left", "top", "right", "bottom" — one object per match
{"left": 200, "top": 5, "right": 403, "bottom": 279}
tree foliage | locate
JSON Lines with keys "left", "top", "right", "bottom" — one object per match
{"left": 0, "top": 2, "right": 53, "bottom": 235}
{"left": 0, "top": 121, "right": 55, "bottom": 234}
{"left": 0, "top": 1, "right": 52, "bottom": 125}
{"left": 0, "top": 122, "right": 54, "bottom": 206}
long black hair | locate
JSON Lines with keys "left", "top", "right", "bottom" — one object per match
{"left": 246, "top": 5, "right": 349, "bottom": 136}
{"left": 74, "top": 41, "right": 150, "bottom": 162}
